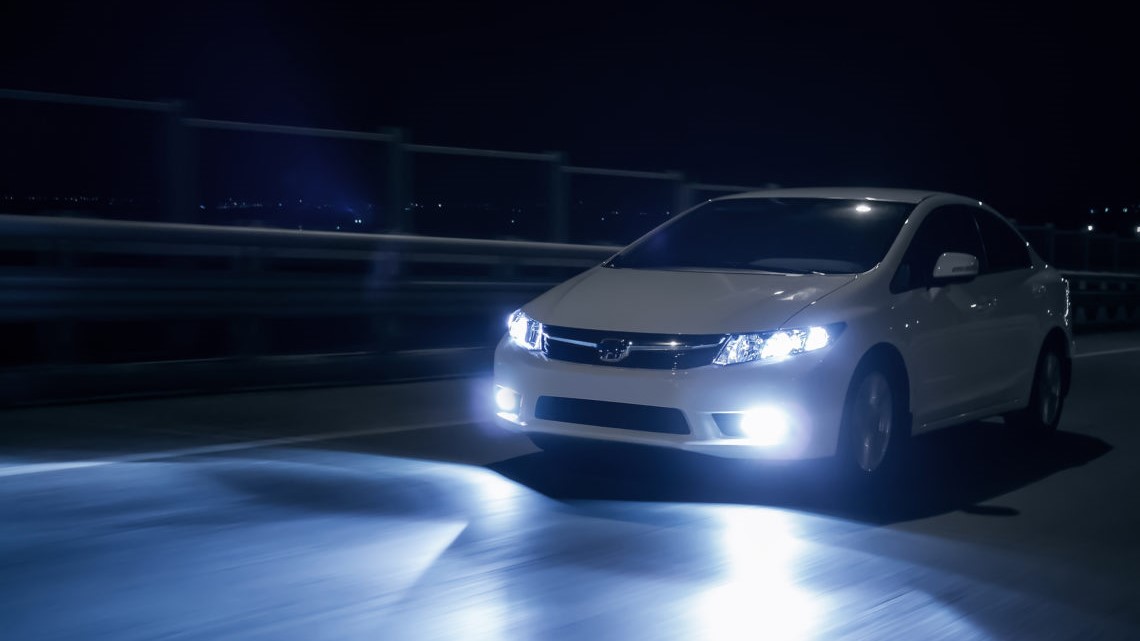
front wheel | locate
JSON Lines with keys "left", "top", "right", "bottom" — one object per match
{"left": 1005, "top": 345, "right": 1065, "bottom": 436}
{"left": 839, "top": 363, "right": 907, "bottom": 481}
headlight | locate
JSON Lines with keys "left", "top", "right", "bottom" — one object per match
{"left": 713, "top": 323, "right": 844, "bottom": 365}
{"left": 507, "top": 309, "right": 543, "bottom": 350}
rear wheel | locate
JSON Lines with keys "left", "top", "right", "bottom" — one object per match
{"left": 1005, "top": 345, "right": 1065, "bottom": 436}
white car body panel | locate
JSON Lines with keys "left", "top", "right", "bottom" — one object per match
{"left": 526, "top": 267, "right": 856, "bottom": 335}
{"left": 493, "top": 188, "right": 1072, "bottom": 460}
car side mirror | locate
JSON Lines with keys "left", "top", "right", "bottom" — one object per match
{"left": 931, "top": 252, "right": 979, "bottom": 284}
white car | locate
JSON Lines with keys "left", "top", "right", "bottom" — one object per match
{"left": 493, "top": 188, "right": 1072, "bottom": 479}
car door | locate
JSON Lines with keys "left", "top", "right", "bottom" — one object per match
{"left": 968, "top": 207, "right": 1040, "bottom": 407}
{"left": 890, "top": 205, "right": 996, "bottom": 428}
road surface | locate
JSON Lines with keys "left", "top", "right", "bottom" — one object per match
{"left": 3, "top": 332, "right": 1140, "bottom": 640}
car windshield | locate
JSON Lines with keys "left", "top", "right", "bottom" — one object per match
{"left": 606, "top": 197, "right": 914, "bottom": 274}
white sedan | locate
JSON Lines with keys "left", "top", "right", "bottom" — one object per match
{"left": 493, "top": 188, "right": 1071, "bottom": 479}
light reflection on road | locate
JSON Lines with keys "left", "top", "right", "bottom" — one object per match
{"left": 696, "top": 507, "right": 822, "bottom": 641}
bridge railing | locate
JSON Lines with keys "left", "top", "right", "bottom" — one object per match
{"left": 5, "top": 88, "right": 1138, "bottom": 269}
{"left": 0, "top": 88, "right": 772, "bottom": 244}
{"left": 1, "top": 213, "right": 1137, "bottom": 404}
{"left": 2, "top": 213, "right": 1137, "bottom": 360}
{"left": 1020, "top": 225, "right": 1140, "bottom": 273}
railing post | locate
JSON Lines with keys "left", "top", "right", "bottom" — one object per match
{"left": 386, "top": 127, "right": 409, "bottom": 233}
{"left": 548, "top": 151, "right": 568, "bottom": 243}
{"left": 162, "top": 100, "right": 195, "bottom": 223}
{"left": 40, "top": 239, "right": 77, "bottom": 364}
{"left": 1043, "top": 223, "right": 1056, "bottom": 264}
{"left": 671, "top": 172, "right": 690, "bottom": 216}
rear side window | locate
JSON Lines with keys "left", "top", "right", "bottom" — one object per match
{"left": 975, "top": 209, "right": 1032, "bottom": 273}
{"left": 893, "top": 206, "right": 984, "bottom": 291}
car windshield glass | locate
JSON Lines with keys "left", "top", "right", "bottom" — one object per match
{"left": 606, "top": 197, "right": 914, "bottom": 274}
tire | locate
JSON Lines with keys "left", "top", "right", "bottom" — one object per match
{"left": 1005, "top": 345, "right": 1065, "bottom": 437}
{"left": 838, "top": 361, "right": 908, "bottom": 482}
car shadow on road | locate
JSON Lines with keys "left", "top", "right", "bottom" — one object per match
{"left": 488, "top": 423, "right": 1112, "bottom": 525}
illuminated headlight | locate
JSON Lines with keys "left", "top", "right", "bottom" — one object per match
{"left": 714, "top": 323, "right": 844, "bottom": 365}
{"left": 507, "top": 309, "right": 543, "bottom": 350}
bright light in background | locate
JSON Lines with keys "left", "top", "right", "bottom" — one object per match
{"left": 1086, "top": 224, "right": 1095, "bottom": 232}
{"left": 855, "top": 204, "right": 872, "bottom": 213}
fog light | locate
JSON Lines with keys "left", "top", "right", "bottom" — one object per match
{"left": 495, "top": 386, "right": 521, "bottom": 413}
{"left": 494, "top": 383, "right": 522, "bottom": 419}
{"left": 739, "top": 406, "right": 790, "bottom": 446}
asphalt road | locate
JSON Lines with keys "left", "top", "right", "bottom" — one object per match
{"left": 3, "top": 332, "right": 1140, "bottom": 640}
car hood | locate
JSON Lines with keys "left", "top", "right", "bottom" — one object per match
{"left": 524, "top": 266, "right": 856, "bottom": 334}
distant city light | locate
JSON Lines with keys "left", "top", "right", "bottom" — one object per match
{"left": 1086, "top": 224, "right": 1095, "bottom": 232}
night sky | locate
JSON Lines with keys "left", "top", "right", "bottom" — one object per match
{"left": 1, "top": 2, "right": 1137, "bottom": 226}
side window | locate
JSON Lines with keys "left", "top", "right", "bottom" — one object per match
{"left": 892, "top": 206, "right": 984, "bottom": 291}
{"left": 974, "top": 209, "right": 1032, "bottom": 273}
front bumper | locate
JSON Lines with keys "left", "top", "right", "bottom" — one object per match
{"left": 492, "top": 336, "right": 856, "bottom": 460}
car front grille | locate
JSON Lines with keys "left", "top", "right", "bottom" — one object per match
{"left": 534, "top": 396, "right": 690, "bottom": 434}
{"left": 541, "top": 324, "right": 725, "bottom": 370}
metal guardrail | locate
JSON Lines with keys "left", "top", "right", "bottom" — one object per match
{"left": 0, "top": 214, "right": 613, "bottom": 367}
{"left": 1020, "top": 225, "right": 1140, "bottom": 273}
{"left": 6, "top": 88, "right": 1138, "bottom": 272}
{"left": 0, "top": 213, "right": 1136, "bottom": 405}
{"left": 0, "top": 88, "right": 770, "bottom": 242}
{"left": 2, "top": 213, "right": 1136, "bottom": 356}
{"left": 1065, "top": 271, "right": 1140, "bottom": 327}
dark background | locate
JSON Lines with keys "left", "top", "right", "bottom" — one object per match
{"left": 1, "top": 1, "right": 1136, "bottom": 232}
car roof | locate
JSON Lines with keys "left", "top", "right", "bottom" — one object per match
{"left": 718, "top": 186, "right": 955, "bottom": 205}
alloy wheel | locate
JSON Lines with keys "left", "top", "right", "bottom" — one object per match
{"left": 852, "top": 372, "right": 894, "bottom": 473}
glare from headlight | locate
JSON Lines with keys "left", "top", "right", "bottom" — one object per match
{"left": 760, "top": 331, "right": 795, "bottom": 360}
{"left": 714, "top": 324, "right": 841, "bottom": 365}
{"left": 805, "top": 326, "right": 830, "bottom": 351}
{"left": 739, "top": 406, "right": 790, "bottom": 446}
{"left": 494, "top": 385, "right": 521, "bottom": 412}
{"left": 507, "top": 310, "right": 543, "bottom": 350}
